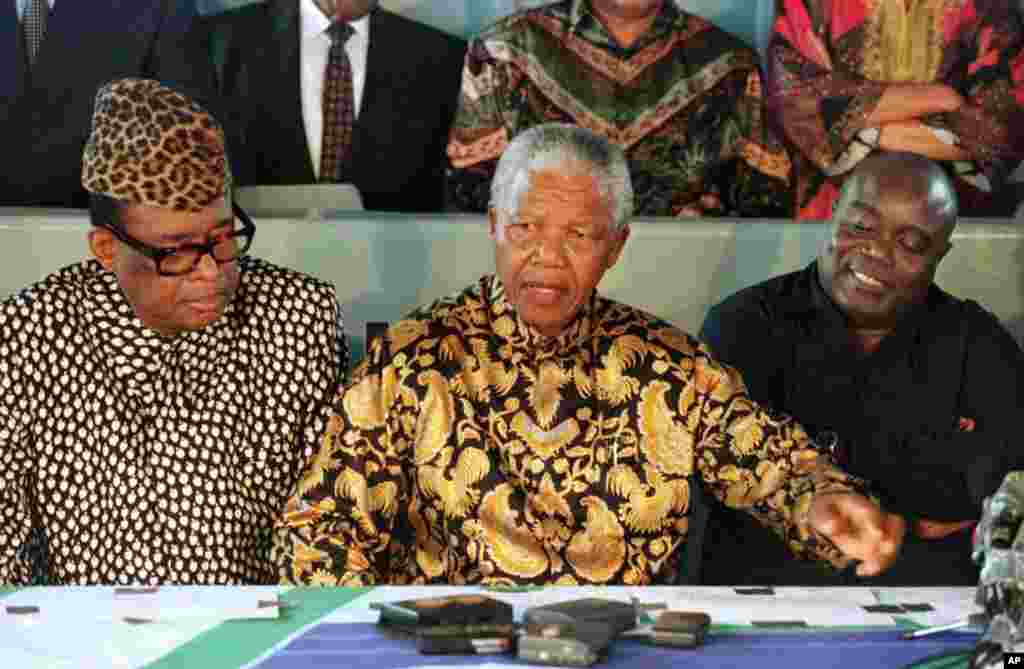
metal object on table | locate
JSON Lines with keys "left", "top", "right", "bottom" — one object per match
{"left": 969, "top": 472, "right": 1024, "bottom": 668}
{"left": 519, "top": 598, "right": 638, "bottom": 667}
{"left": 651, "top": 611, "right": 711, "bottom": 648}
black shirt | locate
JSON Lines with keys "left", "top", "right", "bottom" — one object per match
{"left": 699, "top": 261, "right": 1024, "bottom": 586}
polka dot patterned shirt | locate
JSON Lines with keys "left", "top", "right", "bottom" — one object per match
{"left": 0, "top": 256, "right": 347, "bottom": 585}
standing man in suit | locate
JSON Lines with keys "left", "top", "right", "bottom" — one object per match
{"left": 0, "top": 0, "right": 211, "bottom": 208}
{"left": 195, "top": 1, "right": 466, "bottom": 213}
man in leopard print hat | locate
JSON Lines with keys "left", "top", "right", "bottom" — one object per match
{"left": 0, "top": 78, "right": 349, "bottom": 585}
{"left": 82, "top": 77, "right": 232, "bottom": 213}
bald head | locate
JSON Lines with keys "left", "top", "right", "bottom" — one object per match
{"left": 818, "top": 152, "right": 957, "bottom": 331}
{"left": 834, "top": 152, "right": 958, "bottom": 234}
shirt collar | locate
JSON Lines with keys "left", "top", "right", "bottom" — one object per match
{"left": 485, "top": 275, "right": 597, "bottom": 359}
{"left": 76, "top": 260, "right": 245, "bottom": 401}
{"left": 300, "top": 0, "right": 371, "bottom": 41}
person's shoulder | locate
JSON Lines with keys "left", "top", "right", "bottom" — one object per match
{"left": 382, "top": 277, "right": 494, "bottom": 356}
{"left": 595, "top": 294, "right": 705, "bottom": 359}
{"left": 237, "top": 257, "right": 338, "bottom": 309}
{"left": 2, "top": 261, "right": 101, "bottom": 315}
{"left": 930, "top": 285, "right": 1019, "bottom": 345}
{"left": 708, "top": 269, "right": 806, "bottom": 323}
{"left": 374, "top": 9, "right": 467, "bottom": 54}
{"left": 672, "top": 9, "right": 760, "bottom": 66}
{"left": 0, "top": 262, "right": 102, "bottom": 359}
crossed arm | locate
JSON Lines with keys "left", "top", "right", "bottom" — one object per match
{"left": 768, "top": 0, "right": 1024, "bottom": 177}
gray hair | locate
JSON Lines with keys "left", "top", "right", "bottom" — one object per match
{"left": 489, "top": 124, "right": 634, "bottom": 231}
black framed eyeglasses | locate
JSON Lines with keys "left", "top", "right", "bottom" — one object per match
{"left": 100, "top": 202, "right": 256, "bottom": 277}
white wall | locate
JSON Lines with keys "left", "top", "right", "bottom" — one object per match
{"left": 3, "top": 211, "right": 1022, "bottom": 362}
{"left": 196, "top": 1, "right": 775, "bottom": 51}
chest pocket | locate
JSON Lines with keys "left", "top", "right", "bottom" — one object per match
{"left": 784, "top": 305, "right": 969, "bottom": 478}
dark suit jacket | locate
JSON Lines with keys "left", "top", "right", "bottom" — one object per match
{"left": 0, "top": 0, "right": 211, "bottom": 208}
{"left": 196, "top": 3, "right": 466, "bottom": 213}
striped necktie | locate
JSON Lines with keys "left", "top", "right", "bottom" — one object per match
{"left": 23, "top": 0, "right": 48, "bottom": 67}
{"left": 319, "top": 21, "right": 356, "bottom": 183}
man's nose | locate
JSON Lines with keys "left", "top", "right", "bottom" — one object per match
{"left": 532, "top": 230, "right": 569, "bottom": 265}
{"left": 862, "top": 238, "right": 894, "bottom": 265}
{"left": 192, "top": 252, "right": 222, "bottom": 280}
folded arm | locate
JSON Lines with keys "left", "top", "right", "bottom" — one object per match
{"left": 768, "top": 46, "right": 961, "bottom": 173}
{"left": 771, "top": 0, "right": 1024, "bottom": 186}
{"left": 921, "top": 13, "right": 1024, "bottom": 181}
{"left": 872, "top": 86, "right": 971, "bottom": 162}
{"left": 767, "top": 1, "right": 888, "bottom": 176}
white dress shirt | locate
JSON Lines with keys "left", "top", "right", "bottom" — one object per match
{"left": 299, "top": 0, "right": 369, "bottom": 179}
{"left": 16, "top": 0, "right": 55, "bottom": 21}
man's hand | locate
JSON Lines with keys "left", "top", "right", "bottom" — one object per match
{"left": 809, "top": 492, "right": 906, "bottom": 577}
{"left": 878, "top": 121, "right": 971, "bottom": 161}
{"left": 867, "top": 83, "right": 965, "bottom": 124}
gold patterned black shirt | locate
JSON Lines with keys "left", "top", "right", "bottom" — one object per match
{"left": 274, "top": 275, "right": 863, "bottom": 586}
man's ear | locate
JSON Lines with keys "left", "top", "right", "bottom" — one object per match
{"left": 606, "top": 224, "right": 630, "bottom": 268}
{"left": 88, "top": 228, "right": 117, "bottom": 272}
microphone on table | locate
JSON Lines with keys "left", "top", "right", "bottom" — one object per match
{"left": 968, "top": 471, "right": 1024, "bottom": 669}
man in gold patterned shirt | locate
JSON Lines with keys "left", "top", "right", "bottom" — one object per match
{"left": 273, "top": 124, "right": 906, "bottom": 586}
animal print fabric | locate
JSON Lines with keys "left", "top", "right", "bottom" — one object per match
{"left": 81, "top": 78, "right": 232, "bottom": 211}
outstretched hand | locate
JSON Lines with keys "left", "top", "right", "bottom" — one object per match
{"left": 809, "top": 492, "right": 906, "bottom": 577}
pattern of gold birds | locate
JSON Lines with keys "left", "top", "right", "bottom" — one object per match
{"left": 274, "top": 276, "right": 862, "bottom": 585}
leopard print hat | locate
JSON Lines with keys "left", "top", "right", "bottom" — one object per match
{"left": 81, "top": 78, "right": 232, "bottom": 212}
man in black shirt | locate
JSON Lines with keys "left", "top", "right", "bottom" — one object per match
{"left": 700, "top": 152, "right": 1024, "bottom": 586}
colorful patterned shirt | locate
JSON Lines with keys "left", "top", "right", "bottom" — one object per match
{"left": 274, "top": 274, "right": 865, "bottom": 586}
{"left": 769, "top": 0, "right": 1024, "bottom": 219}
{"left": 0, "top": 257, "right": 347, "bottom": 585}
{"left": 446, "top": 0, "right": 792, "bottom": 218}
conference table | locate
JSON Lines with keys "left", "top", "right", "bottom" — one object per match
{"left": 0, "top": 585, "right": 983, "bottom": 669}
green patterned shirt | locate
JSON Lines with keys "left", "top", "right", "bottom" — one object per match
{"left": 447, "top": 0, "right": 793, "bottom": 217}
